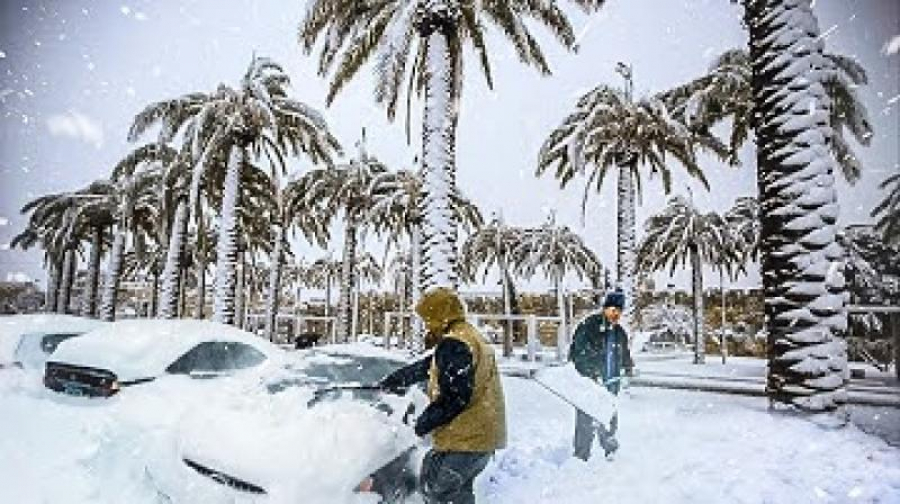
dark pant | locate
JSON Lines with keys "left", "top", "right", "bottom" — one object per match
{"left": 420, "top": 450, "right": 492, "bottom": 504}
{"left": 572, "top": 409, "right": 619, "bottom": 461}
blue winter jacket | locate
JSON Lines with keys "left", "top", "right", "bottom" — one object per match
{"left": 568, "top": 313, "right": 634, "bottom": 394}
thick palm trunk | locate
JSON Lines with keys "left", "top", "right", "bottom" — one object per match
{"left": 57, "top": 248, "right": 77, "bottom": 314}
{"left": 419, "top": 30, "right": 458, "bottom": 292}
{"left": 616, "top": 163, "right": 637, "bottom": 321}
{"left": 556, "top": 271, "right": 568, "bottom": 361}
{"left": 745, "top": 0, "right": 848, "bottom": 411}
{"left": 352, "top": 276, "right": 361, "bottom": 341}
{"left": 336, "top": 224, "right": 358, "bottom": 342}
{"left": 691, "top": 246, "right": 705, "bottom": 364}
{"left": 235, "top": 253, "right": 246, "bottom": 329}
{"left": 83, "top": 227, "right": 103, "bottom": 318}
{"left": 159, "top": 198, "right": 189, "bottom": 318}
{"left": 101, "top": 224, "right": 127, "bottom": 321}
{"left": 213, "top": 147, "right": 244, "bottom": 325}
{"left": 265, "top": 225, "right": 285, "bottom": 341}
{"left": 411, "top": 224, "right": 424, "bottom": 340}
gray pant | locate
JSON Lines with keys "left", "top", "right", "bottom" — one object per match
{"left": 420, "top": 450, "right": 492, "bottom": 504}
{"left": 572, "top": 409, "right": 618, "bottom": 461}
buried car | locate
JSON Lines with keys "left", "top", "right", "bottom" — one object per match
{"left": 147, "top": 344, "right": 428, "bottom": 503}
{"left": 0, "top": 314, "right": 106, "bottom": 371}
{"left": 44, "top": 319, "right": 281, "bottom": 397}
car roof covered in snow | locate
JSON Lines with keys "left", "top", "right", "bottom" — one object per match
{"left": 0, "top": 314, "right": 106, "bottom": 363}
{"left": 49, "top": 319, "right": 281, "bottom": 380}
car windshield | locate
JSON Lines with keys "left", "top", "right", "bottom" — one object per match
{"left": 266, "top": 353, "right": 407, "bottom": 396}
{"left": 14, "top": 332, "right": 82, "bottom": 369}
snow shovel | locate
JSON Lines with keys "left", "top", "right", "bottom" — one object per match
{"left": 528, "top": 364, "right": 618, "bottom": 426}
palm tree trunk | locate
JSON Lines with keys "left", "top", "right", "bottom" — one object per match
{"left": 213, "top": 147, "right": 244, "bottom": 325}
{"left": 691, "top": 245, "right": 705, "bottom": 364}
{"left": 150, "top": 271, "right": 159, "bottom": 317}
{"left": 616, "top": 162, "right": 637, "bottom": 322}
{"left": 411, "top": 224, "right": 424, "bottom": 339}
{"left": 235, "top": 252, "right": 246, "bottom": 329}
{"left": 337, "top": 223, "right": 358, "bottom": 342}
{"left": 500, "top": 259, "right": 513, "bottom": 357}
{"left": 178, "top": 266, "right": 188, "bottom": 317}
{"left": 101, "top": 223, "right": 127, "bottom": 321}
{"left": 83, "top": 226, "right": 103, "bottom": 318}
{"left": 58, "top": 248, "right": 77, "bottom": 314}
{"left": 745, "top": 0, "right": 848, "bottom": 411}
{"left": 419, "top": 30, "right": 459, "bottom": 292}
{"left": 720, "top": 268, "right": 728, "bottom": 364}
{"left": 265, "top": 225, "right": 285, "bottom": 341}
{"left": 556, "top": 271, "right": 568, "bottom": 361}
{"left": 352, "top": 274, "right": 361, "bottom": 341}
{"left": 159, "top": 198, "right": 188, "bottom": 318}
{"left": 194, "top": 261, "right": 206, "bottom": 319}
{"left": 46, "top": 255, "right": 60, "bottom": 312}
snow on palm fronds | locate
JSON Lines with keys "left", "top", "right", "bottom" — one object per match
{"left": 661, "top": 46, "right": 872, "bottom": 183}
{"left": 871, "top": 172, "right": 900, "bottom": 247}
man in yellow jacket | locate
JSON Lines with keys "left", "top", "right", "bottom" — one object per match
{"left": 379, "top": 287, "right": 507, "bottom": 504}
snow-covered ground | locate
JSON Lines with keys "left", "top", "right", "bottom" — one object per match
{"left": 2, "top": 357, "right": 899, "bottom": 503}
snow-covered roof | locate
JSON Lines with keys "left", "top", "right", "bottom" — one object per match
{"left": 50, "top": 319, "right": 281, "bottom": 381}
{"left": 0, "top": 314, "right": 106, "bottom": 364}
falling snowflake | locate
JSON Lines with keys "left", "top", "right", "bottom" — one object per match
{"left": 126, "top": 86, "right": 136, "bottom": 97}
{"left": 0, "top": 217, "right": 9, "bottom": 226}
{"left": 883, "top": 35, "right": 900, "bottom": 56}
{"left": 135, "top": 12, "right": 147, "bottom": 21}
{"left": 888, "top": 95, "right": 900, "bottom": 106}
{"left": 121, "top": 6, "right": 131, "bottom": 16}
{"left": 0, "top": 50, "right": 6, "bottom": 59}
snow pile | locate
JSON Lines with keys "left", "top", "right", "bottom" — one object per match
{"left": 533, "top": 363, "right": 617, "bottom": 422}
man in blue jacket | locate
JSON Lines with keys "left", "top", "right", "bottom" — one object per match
{"left": 568, "top": 289, "right": 634, "bottom": 460}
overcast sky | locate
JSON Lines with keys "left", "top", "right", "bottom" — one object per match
{"left": 0, "top": 0, "right": 897, "bottom": 295}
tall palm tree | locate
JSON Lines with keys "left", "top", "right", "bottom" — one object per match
{"left": 299, "top": 0, "right": 602, "bottom": 292}
{"left": 355, "top": 251, "right": 384, "bottom": 339}
{"left": 100, "top": 151, "right": 162, "bottom": 321}
{"left": 537, "top": 64, "right": 725, "bottom": 325}
{"left": 662, "top": 47, "right": 873, "bottom": 182}
{"left": 295, "top": 136, "right": 388, "bottom": 341}
{"left": 387, "top": 250, "right": 413, "bottom": 345}
{"left": 263, "top": 175, "right": 331, "bottom": 340}
{"left": 460, "top": 214, "right": 524, "bottom": 356}
{"left": 514, "top": 215, "right": 602, "bottom": 359}
{"left": 742, "top": 0, "right": 849, "bottom": 412}
{"left": 308, "top": 256, "right": 343, "bottom": 321}
{"left": 14, "top": 194, "right": 72, "bottom": 312}
{"left": 637, "top": 195, "right": 730, "bottom": 364}
{"left": 64, "top": 181, "right": 117, "bottom": 318}
{"left": 129, "top": 56, "right": 340, "bottom": 325}
{"left": 872, "top": 173, "right": 899, "bottom": 247}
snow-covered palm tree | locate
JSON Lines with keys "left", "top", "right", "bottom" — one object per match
{"left": 300, "top": 0, "right": 602, "bottom": 292}
{"left": 64, "top": 181, "right": 116, "bottom": 318}
{"left": 872, "top": 173, "right": 899, "bottom": 247}
{"left": 663, "top": 47, "right": 873, "bottom": 181}
{"left": 514, "top": 216, "right": 602, "bottom": 359}
{"left": 263, "top": 176, "right": 332, "bottom": 340}
{"left": 637, "top": 195, "right": 729, "bottom": 364}
{"left": 537, "top": 65, "right": 724, "bottom": 325}
{"left": 14, "top": 193, "right": 75, "bottom": 312}
{"left": 308, "top": 256, "right": 343, "bottom": 321}
{"left": 355, "top": 251, "right": 384, "bottom": 339}
{"left": 460, "top": 214, "right": 524, "bottom": 356}
{"left": 129, "top": 56, "right": 340, "bottom": 325}
{"left": 295, "top": 136, "right": 388, "bottom": 342}
{"left": 100, "top": 149, "right": 162, "bottom": 321}
{"left": 742, "top": 0, "right": 849, "bottom": 411}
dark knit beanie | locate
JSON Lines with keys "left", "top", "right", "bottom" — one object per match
{"left": 602, "top": 290, "right": 626, "bottom": 310}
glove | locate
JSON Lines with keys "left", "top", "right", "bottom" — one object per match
{"left": 414, "top": 416, "right": 430, "bottom": 437}
{"left": 378, "top": 373, "right": 407, "bottom": 395}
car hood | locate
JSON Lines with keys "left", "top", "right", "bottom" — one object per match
{"left": 177, "top": 386, "right": 421, "bottom": 501}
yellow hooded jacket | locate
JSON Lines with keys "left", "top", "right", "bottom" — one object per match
{"left": 416, "top": 287, "right": 507, "bottom": 452}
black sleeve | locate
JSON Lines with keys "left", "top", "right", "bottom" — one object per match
{"left": 414, "top": 339, "right": 475, "bottom": 436}
{"left": 380, "top": 355, "right": 431, "bottom": 389}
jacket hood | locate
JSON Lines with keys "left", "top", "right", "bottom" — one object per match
{"left": 415, "top": 287, "right": 466, "bottom": 334}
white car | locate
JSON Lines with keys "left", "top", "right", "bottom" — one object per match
{"left": 148, "top": 343, "right": 427, "bottom": 503}
{"left": 0, "top": 314, "right": 106, "bottom": 370}
{"left": 44, "top": 319, "right": 281, "bottom": 397}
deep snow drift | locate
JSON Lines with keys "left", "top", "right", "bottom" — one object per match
{"left": 1, "top": 361, "right": 899, "bottom": 503}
